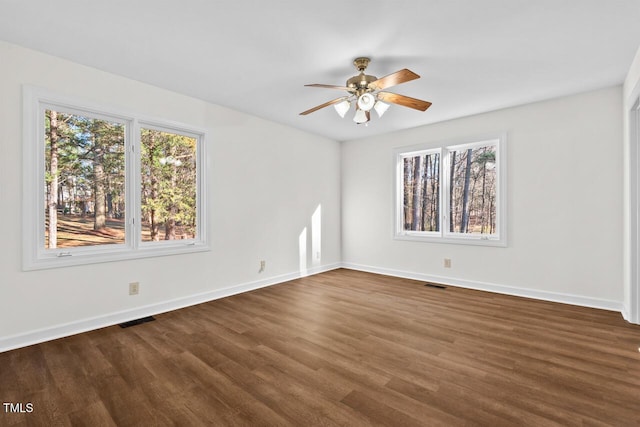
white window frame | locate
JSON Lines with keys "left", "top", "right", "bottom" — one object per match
{"left": 22, "top": 86, "right": 209, "bottom": 270}
{"left": 394, "top": 133, "right": 507, "bottom": 247}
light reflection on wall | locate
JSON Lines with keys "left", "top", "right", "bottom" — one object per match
{"left": 299, "top": 227, "right": 307, "bottom": 276}
{"left": 312, "top": 205, "right": 321, "bottom": 267}
{"left": 299, "top": 204, "right": 322, "bottom": 276}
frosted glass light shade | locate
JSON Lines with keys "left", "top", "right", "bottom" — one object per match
{"left": 357, "top": 93, "right": 376, "bottom": 111}
{"left": 373, "top": 101, "right": 390, "bottom": 117}
{"left": 333, "top": 100, "right": 351, "bottom": 118}
{"left": 353, "top": 108, "right": 368, "bottom": 124}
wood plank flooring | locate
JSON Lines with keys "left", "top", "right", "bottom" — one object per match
{"left": 1, "top": 268, "right": 640, "bottom": 426}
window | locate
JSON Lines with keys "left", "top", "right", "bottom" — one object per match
{"left": 23, "top": 87, "right": 208, "bottom": 270}
{"left": 139, "top": 127, "right": 198, "bottom": 243}
{"left": 394, "top": 135, "right": 506, "bottom": 246}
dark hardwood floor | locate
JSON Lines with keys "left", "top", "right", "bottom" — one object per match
{"left": 1, "top": 269, "right": 640, "bottom": 426}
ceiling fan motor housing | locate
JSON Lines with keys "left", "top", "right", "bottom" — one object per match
{"left": 348, "top": 57, "right": 377, "bottom": 93}
{"left": 347, "top": 74, "right": 377, "bottom": 93}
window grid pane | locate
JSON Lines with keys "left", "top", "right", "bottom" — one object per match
{"left": 140, "top": 128, "right": 197, "bottom": 242}
{"left": 448, "top": 145, "right": 497, "bottom": 235}
{"left": 44, "top": 109, "right": 125, "bottom": 249}
{"left": 402, "top": 152, "right": 440, "bottom": 232}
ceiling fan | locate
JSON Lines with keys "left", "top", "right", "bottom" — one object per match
{"left": 300, "top": 57, "right": 432, "bottom": 124}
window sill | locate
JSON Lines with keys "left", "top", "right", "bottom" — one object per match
{"left": 23, "top": 242, "right": 210, "bottom": 271}
{"left": 394, "top": 233, "right": 506, "bottom": 247}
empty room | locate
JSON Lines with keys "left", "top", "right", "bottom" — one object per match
{"left": 1, "top": 1, "right": 640, "bottom": 425}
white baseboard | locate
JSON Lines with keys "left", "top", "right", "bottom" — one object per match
{"left": 0, "top": 263, "right": 341, "bottom": 353}
{"left": 621, "top": 305, "right": 631, "bottom": 322}
{"left": 342, "top": 262, "right": 626, "bottom": 314}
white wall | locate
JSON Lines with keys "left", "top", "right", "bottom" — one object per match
{"left": 623, "top": 44, "right": 640, "bottom": 323}
{"left": 0, "top": 41, "right": 342, "bottom": 351}
{"left": 342, "top": 87, "right": 624, "bottom": 311}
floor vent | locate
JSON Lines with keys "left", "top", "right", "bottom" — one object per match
{"left": 424, "top": 283, "right": 447, "bottom": 289}
{"left": 119, "top": 316, "right": 156, "bottom": 328}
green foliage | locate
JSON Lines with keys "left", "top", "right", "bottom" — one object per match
{"left": 140, "top": 129, "right": 197, "bottom": 239}
{"left": 44, "top": 109, "right": 125, "bottom": 217}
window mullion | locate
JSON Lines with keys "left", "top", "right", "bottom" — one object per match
{"left": 196, "top": 133, "right": 206, "bottom": 244}
{"left": 128, "top": 119, "right": 140, "bottom": 250}
{"left": 441, "top": 147, "right": 450, "bottom": 238}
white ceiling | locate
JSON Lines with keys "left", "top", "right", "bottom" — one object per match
{"left": 1, "top": 0, "right": 640, "bottom": 142}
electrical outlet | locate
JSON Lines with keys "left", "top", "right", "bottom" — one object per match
{"left": 444, "top": 258, "right": 452, "bottom": 268}
{"left": 259, "top": 260, "right": 266, "bottom": 273}
{"left": 129, "top": 282, "right": 139, "bottom": 295}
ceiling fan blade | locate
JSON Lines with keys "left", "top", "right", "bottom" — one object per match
{"left": 377, "top": 92, "right": 432, "bottom": 111}
{"left": 300, "top": 96, "right": 349, "bottom": 115}
{"left": 305, "top": 84, "right": 354, "bottom": 91}
{"left": 368, "top": 69, "right": 420, "bottom": 91}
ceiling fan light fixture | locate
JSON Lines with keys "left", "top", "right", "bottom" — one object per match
{"left": 333, "top": 99, "right": 351, "bottom": 118}
{"left": 353, "top": 108, "right": 369, "bottom": 124}
{"left": 357, "top": 93, "right": 376, "bottom": 111}
{"left": 373, "top": 100, "right": 390, "bottom": 117}
{"left": 300, "top": 57, "right": 431, "bottom": 125}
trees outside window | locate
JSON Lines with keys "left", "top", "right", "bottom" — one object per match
{"left": 44, "top": 110, "right": 126, "bottom": 249}
{"left": 24, "top": 88, "right": 208, "bottom": 270}
{"left": 448, "top": 145, "right": 497, "bottom": 235}
{"left": 395, "top": 136, "right": 506, "bottom": 246}
{"left": 402, "top": 150, "right": 440, "bottom": 233}
{"left": 140, "top": 128, "right": 197, "bottom": 242}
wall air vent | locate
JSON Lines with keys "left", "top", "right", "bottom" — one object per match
{"left": 424, "top": 283, "right": 447, "bottom": 289}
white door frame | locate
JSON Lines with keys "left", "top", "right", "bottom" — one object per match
{"left": 629, "top": 97, "right": 640, "bottom": 324}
